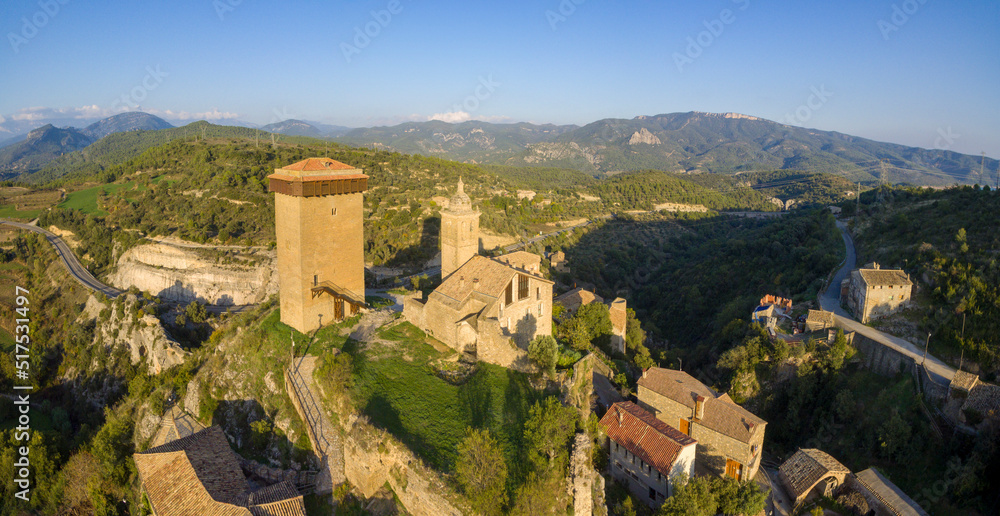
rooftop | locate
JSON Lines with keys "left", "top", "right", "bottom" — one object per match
{"left": 600, "top": 401, "right": 696, "bottom": 476}
{"left": 638, "top": 368, "right": 766, "bottom": 443}
{"left": 854, "top": 468, "right": 929, "bottom": 516}
{"left": 950, "top": 370, "right": 979, "bottom": 392}
{"left": 609, "top": 298, "right": 627, "bottom": 334}
{"left": 281, "top": 157, "right": 357, "bottom": 172}
{"left": 134, "top": 426, "right": 306, "bottom": 516}
{"left": 778, "top": 448, "right": 850, "bottom": 501}
{"left": 858, "top": 268, "right": 912, "bottom": 287}
{"left": 554, "top": 287, "right": 604, "bottom": 312}
{"left": 434, "top": 255, "right": 551, "bottom": 304}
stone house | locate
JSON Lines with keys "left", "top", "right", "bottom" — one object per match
{"left": 554, "top": 287, "right": 603, "bottom": 315}
{"left": 609, "top": 298, "right": 628, "bottom": 355}
{"left": 845, "top": 263, "right": 913, "bottom": 323}
{"left": 637, "top": 368, "right": 766, "bottom": 482}
{"left": 134, "top": 426, "right": 307, "bottom": 515}
{"left": 805, "top": 309, "right": 836, "bottom": 333}
{"left": 778, "top": 448, "right": 850, "bottom": 506}
{"left": 600, "top": 401, "right": 697, "bottom": 507}
{"left": 550, "top": 250, "right": 570, "bottom": 273}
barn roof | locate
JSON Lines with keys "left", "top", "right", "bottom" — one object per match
{"left": 858, "top": 268, "right": 912, "bottom": 287}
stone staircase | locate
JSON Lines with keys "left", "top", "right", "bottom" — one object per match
{"left": 286, "top": 355, "right": 345, "bottom": 495}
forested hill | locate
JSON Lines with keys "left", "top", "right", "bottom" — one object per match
{"left": 850, "top": 185, "right": 1000, "bottom": 376}
{"left": 335, "top": 112, "right": 997, "bottom": 186}
{"left": 16, "top": 134, "right": 822, "bottom": 273}
{"left": 590, "top": 170, "right": 776, "bottom": 211}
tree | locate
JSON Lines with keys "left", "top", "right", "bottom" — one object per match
{"left": 877, "top": 409, "right": 911, "bottom": 460}
{"left": 528, "top": 335, "right": 558, "bottom": 376}
{"left": 714, "top": 476, "right": 768, "bottom": 515}
{"left": 456, "top": 428, "right": 508, "bottom": 516}
{"left": 523, "top": 397, "right": 577, "bottom": 472}
{"left": 657, "top": 474, "right": 717, "bottom": 516}
{"left": 185, "top": 301, "right": 209, "bottom": 324}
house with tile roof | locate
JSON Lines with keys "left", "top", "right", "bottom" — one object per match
{"left": 637, "top": 368, "right": 767, "bottom": 482}
{"left": 404, "top": 179, "right": 554, "bottom": 370}
{"left": 844, "top": 263, "right": 913, "bottom": 323}
{"left": 134, "top": 426, "right": 306, "bottom": 516}
{"left": 600, "top": 402, "right": 697, "bottom": 507}
{"left": 778, "top": 448, "right": 850, "bottom": 506}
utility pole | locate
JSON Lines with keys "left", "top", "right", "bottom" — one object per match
{"left": 922, "top": 332, "right": 931, "bottom": 366}
{"left": 856, "top": 182, "right": 861, "bottom": 213}
{"left": 980, "top": 152, "right": 986, "bottom": 186}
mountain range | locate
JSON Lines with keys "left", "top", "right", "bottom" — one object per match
{"left": 0, "top": 112, "right": 173, "bottom": 175}
{"left": 335, "top": 112, "right": 998, "bottom": 186}
{"left": 2, "top": 111, "right": 996, "bottom": 187}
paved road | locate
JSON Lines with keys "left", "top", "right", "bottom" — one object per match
{"left": 819, "top": 221, "right": 955, "bottom": 384}
{"left": 504, "top": 216, "right": 609, "bottom": 253}
{"left": 2, "top": 220, "right": 123, "bottom": 298}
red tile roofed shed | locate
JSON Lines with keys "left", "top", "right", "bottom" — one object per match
{"left": 599, "top": 401, "right": 696, "bottom": 476}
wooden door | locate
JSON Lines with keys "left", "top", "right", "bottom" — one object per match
{"left": 334, "top": 299, "right": 344, "bottom": 320}
{"left": 679, "top": 418, "right": 690, "bottom": 435}
{"left": 725, "top": 459, "right": 742, "bottom": 480}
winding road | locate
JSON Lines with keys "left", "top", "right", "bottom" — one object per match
{"left": 819, "top": 221, "right": 955, "bottom": 384}
{"left": 2, "top": 220, "right": 123, "bottom": 298}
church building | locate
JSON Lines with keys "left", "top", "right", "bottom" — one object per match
{"left": 404, "top": 179, "right": 554, "bottom": 369}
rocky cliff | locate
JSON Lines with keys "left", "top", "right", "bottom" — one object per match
{"left": 88, "top": 294, "right": 188, "bottom": 374}
{"left": 109, "top": 242, "right": 277, "bottom": 305}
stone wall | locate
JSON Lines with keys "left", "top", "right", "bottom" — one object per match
{"left": 342, "top": 416, "right": 466, "bottom": 516}
{"left": 853, "top": 333, "right": 918, "bottom": 377}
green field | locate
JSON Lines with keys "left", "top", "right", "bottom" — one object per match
{"left": 345, "top": 322, "right": 543, "bottom": 479}
{"left": 58, "top": 182, "right": 132, "bottom": 215}
{"left": 0, "top": 205, "right": 42, "bottom": 219}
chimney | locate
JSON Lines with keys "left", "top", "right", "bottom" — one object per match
{"left": 694, "top": 395, "right": 705, "bottom": 420}
{"left": 642, "top": 368, "right": 648, "bottom": 379}
{"left": 459, "top": 276, "right": 465, "bottom": 288}
{"left": 617, "top": 406, "right": 623, "bottom": 425}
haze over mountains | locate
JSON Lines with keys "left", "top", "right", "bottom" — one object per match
{"left": 2, "top": 111, "right": 996, "bottom": 187}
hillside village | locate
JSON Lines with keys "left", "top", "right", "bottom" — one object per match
{"left": 1, "top": 150, "right": 999, "bottom": 516}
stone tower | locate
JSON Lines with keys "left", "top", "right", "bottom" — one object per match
{"left": 440, "top": 177, "right": 480, "bottom": 279}
{"left": 268, "top": 158, "right": 368, "bottom": 333}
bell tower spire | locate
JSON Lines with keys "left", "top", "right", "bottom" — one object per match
{"left": 440, "top": 177, "right": 480, "bottom": 279}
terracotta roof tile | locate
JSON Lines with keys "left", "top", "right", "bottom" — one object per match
{"left": 638, "top": 368, "right": 766, "bottom": 443}
{"left": 778, "top": 448, "right": 850, "bottom": 500}
{"left": 854, "top": 468, "right": 929, "bottom": 516}
{"left": 600, "top": 402, "right": 696, "bottom": 476}
{"left": 435, "top": 255, "right": 552, "bottom": 303}
{"left": 280, "top": 158, "right": 356, "bottom": 172}
{"left": 609, "top": 298, "right": 627, "bottom": 333}
{"left": 266, "top": 173, "right": 369, "bottom": 182}
{"left": 497, "top": 251, "right": 541, "bottom": 271}
{"left": 950, "top": 370, "right": 979, "bottom": 392}
{"left": 134, "top": 426, "right": 305, "bottom": 516}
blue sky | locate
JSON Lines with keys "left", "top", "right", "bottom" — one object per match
{"left": 1, "top": 0, "right": 998, "bottom": 157}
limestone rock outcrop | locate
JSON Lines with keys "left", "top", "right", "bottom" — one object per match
{"left": 92, "top": 294, "right": 188, "bottom": 374}
{"left": 628, "top": 127, "right": 662, "bottom": 145}
{"left": 109, "top": 243, "right": 277, "bottom": 305}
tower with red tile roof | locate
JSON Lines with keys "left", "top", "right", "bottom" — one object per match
{"left": 268, "top": 158, "right": 368, "bottom": 332}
